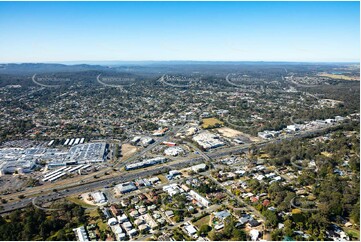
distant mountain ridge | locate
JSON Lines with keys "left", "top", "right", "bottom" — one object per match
{"left": 0, "top": 63, "right": 108, "bottom": 74}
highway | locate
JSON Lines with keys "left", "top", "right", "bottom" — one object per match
{"left": 0, "top": 125, "right": 334, "bottom": 214}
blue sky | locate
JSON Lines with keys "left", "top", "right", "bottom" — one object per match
{"left": 0, "top": 1, "right": 359, "bottom": 63}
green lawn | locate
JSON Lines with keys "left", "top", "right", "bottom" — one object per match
{"left": 87, "top": 208, "right": 108, "bottom": 232}
{"left": 193, "top": 215, "right": 211, "bottom": 229}
{"left": 158, "top": 174, "right": 168, "bottom": 184}
{"left": 344, "top": 227, "right": 360, "bottom": 240}
{"left": 66, "top": 196, "right": 97, "bottom": 208}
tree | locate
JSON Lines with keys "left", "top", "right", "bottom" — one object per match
{"left": 263, "top": 210, "right": 279, "bottom": 228}
{"left": 198, "top": 224, "right": 211, "bottom": 236}
{"left": 232, "top": 229, "right": 247, "bottom": 240}
{"left": 350, "top": 201, "right": 360, "bottom": 224}
{"left": 271, "top": 229, "right": 283, "bottom": 241}
{"left": 173, "top": 215, "right": 181, "bottom": 223}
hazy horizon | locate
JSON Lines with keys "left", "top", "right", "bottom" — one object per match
{"left": 1, "top": 60, "right": 360, "bottom": 65}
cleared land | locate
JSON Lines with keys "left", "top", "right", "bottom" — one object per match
{"left": 202, "top": 118, "right": 224, "bottom": 129}
{"left": 216, "top": 127, "right": 243, "bottom": 138}
{"left": 317, "top": 73, "right": 360, "bottom": 81}
{"left": 193, "top": 214, "right": 211, "bottom": 228}
{"left": 121, "top": 143, "right": 138, "bottom": 160}
{"left": 66, "top": 195, "right": 97, "bottom": 208}
{"left": 219, "top": 128, "right": 261, "bottom": 142}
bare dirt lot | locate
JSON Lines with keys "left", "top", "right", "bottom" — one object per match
{"left": 0, "top": 175, "right": 28, "bottom": 194}
{"left": 121, "top": 143, "right": 138, "bottom": 160}
{"left": 216, "top": 127, "right": 261, "bottom": 142}
{"left": 216, "top": 127, "right": 243, "bottom": 138}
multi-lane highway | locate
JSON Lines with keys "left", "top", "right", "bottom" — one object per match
{"left": 0, "top": 125, "right": 333, "bottom": 214}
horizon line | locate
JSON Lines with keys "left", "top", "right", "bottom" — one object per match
{"left": 1, "top": 60, "right": 360, "bottom": 65}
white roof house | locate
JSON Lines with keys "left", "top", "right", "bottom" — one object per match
{"left": 73, "top": 226, "right": 89, "bottom": 241}
{"left": 189, "top": 190, "right": 210, "bottom": 207}
{"left": 185, "top": 224, "right": 197, "bottom": 235}
{"left": 107, "top": 218, "right": 118, "bottom": 226}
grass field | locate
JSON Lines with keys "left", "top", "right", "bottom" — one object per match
{"left": 259, "top": 153, "right": 270, "bottom": 159}
{"left": 193, "top": 215, "right": 211, "bottom": 228}
{"left": 66, "top": 195, "right": 97, "bottom": 208}
{"left": 321, "top": 151, "right": 333, "bottom": 157}
{"left": 157, "top": 174, "right": 168, "bottom": 184}
{"left": 318, "top": 73, "right": 359, "bottom": 81}
{"left": 87, "top": 209, "right": 108, "bottom": 231}
{"left": 202, "top": 118, "right": 224, "bottom": 129}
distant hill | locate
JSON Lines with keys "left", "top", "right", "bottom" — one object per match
{"left": 0, "top": 63, "right": 109, "bottom": 74}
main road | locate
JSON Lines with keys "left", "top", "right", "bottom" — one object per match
{"left": 0, "top": 126, "right": 332, "bottom": 214}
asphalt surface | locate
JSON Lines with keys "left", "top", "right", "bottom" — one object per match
{"left": 0, "top": 126, "right": 331, "bottom": 214}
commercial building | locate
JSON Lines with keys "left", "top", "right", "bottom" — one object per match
{"left": 115, "top": 182, "right": 137, "bottom": 194}
{"left": 91, "top": 191, "right": 107, "bottom": 204}
{"left": 162, "top": 141, "right": 177, "bottom": 147}
{"left": 65, "top": 142, "right": 107, "bottom": 164}
{"left": 0, "top": 148, "right": 38, "bottom": 174}
{"left": 125, "top": 157, "right": 167, "bottom": 171}
{"left": 286, "top": 124, "right": 303, "bottom": 132}
{"left": 192, "top": 132, "right": 224, "bottom": 150}
{"left": 258, "top": 130, "right": 280, "bottom": 139}
{"left": 164, "top": 146, "right": 184, "bottom": 156}
{"left": 140, "top": 137, "right": 154, "bottom": 146}
{"left": 153, "top": 128, "right": 168, "bottom": 136}
{"left": 191, "top": 163, "right": 207, "bottom": 172}
{"left": 131, "top": 136, "right": 141, "bottom": 144}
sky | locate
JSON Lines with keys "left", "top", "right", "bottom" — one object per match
{"left": 0, "top": 1, "right": 359, "bottom": 63}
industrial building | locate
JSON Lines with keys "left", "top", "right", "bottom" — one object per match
{"left": 164, "top": 146, "right": 184, "bottom": 156}
{"left": 192, "top": 132, "right": 225, "bottom": 150}
{"left": 140, "top": 137, "right": 154, "bottom": 146}
{"left": 91, "top": 191, "right": 107, "bottom": 204}
{"left": 0, "top": 148, "right": 38, "bottom": 174}
{"left": 191, "top": 163, "right": 207, "bottom": 172}
{"left": 286, "top": 124, "right": 303, "bottom": 132}
{"left": 125, "top": 157, "right": 167, "bottom": 171}
{"left": 115, "top": 182, "right": 137, "bottom": 194}
{"left": 152, "top": 127, "right": 168, "bottom": 136}
{"left": 258, "top": 130, "right": 280, "bottom": 139}
{"left": 65, "top": 142, "right": 107, "bottom": 164}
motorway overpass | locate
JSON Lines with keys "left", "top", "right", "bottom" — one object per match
{"left": 0, "top": 127, "right": 330, "bottom": 214}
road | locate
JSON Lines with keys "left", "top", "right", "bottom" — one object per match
{"left": 136, "top": 204, "right": 221, "bottom": 241}
{"left": 0, "top": 125, "right": 185, "bottom": 202}
{"left": 189, "top": 139, "right": 268, "bottom": 239}
{"left": 0, "top": 125, "right": 334, "bottom": 214}
{"left": 119, "top": 124, "right": 187, "bottom": 167}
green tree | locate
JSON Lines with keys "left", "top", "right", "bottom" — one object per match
{"left": 198, "top": 224, "right": 211, "bottom": 236}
